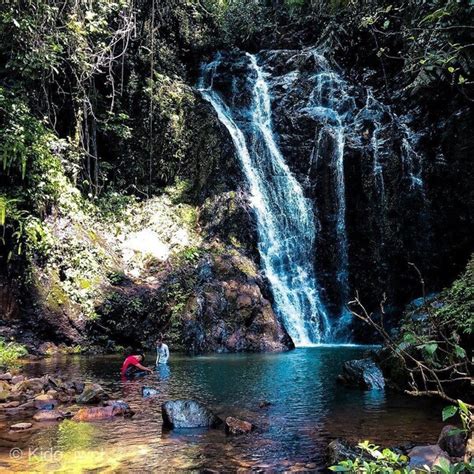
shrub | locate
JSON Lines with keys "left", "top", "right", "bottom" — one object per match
{"left": 0, "top": 338, "right": 28, "bottom": 368}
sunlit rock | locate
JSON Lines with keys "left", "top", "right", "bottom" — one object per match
{"left": 161, "top": 399, "right": 222, "bottom": 429}
{"left": 122, "top": 229, "right": 170, "bottom": 262}
{"left": 76, "top": 383, "right": 108, "bottom": 404}
{"left": 408, "top": 445, "right": 450, "bottom": 470}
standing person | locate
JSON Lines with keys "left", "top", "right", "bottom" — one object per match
{"left": 155, "top": 336, "right": 170, "bottom": 365}
{"left": 121, "top": 353, "right": 153, "bottom": 378}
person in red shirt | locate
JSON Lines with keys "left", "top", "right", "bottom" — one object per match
{"left": 121, "top": 353, "right": 153, "bottom": 378}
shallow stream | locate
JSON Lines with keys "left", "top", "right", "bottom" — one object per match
{"left": 0, "top": 347, "right": 444, "bottom": 472}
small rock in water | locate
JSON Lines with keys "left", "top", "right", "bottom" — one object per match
{"left": 437, "top": 425, "right": 466, "bottom": 458}
{"left": 72, "top": 401, "right": 132, "bottom": 422}
{"left": 76, "top": 383, "right": 108, "bottom": 404}
{"left": 142, "top": 386, "right": 158, "bottom": 398}
{"left": 225, "top": 416, "right": 254, "bottom": 435}
{"left": 10, "top": 422, "right": 32, "bottom": 431}
{"left": 161, "top": 400, "right": 222, "bottom": 429}
{"left": 337, "top": 359, "right": 385, "bottom": 390}
{"left": 33, "top": 410, "right": 65, "bottom": 422}
{"left": 259, "top": 400, "right": 272, "bottom": 409}
{"left": 408, "top": 445, "right": 450, "bottom": 470}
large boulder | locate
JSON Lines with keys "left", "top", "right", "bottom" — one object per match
{"left": 161, "top": 400, "right": 222, "bottom": 429}
{"left": 408, "top": 445, "right": 450, "bottom": 470}
{"left": 337, "top": 359, "right": 385, "bottom": 390}
{"left": 438, "top": 425, "right": 466, "bottom": 458}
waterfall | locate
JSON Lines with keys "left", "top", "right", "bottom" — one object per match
{"left": 199, "top": 53, "right": 331, "bottom": 345}
{"left": 302, "top": 66, "right": 353, "bottom": 339}
{"left": 198, "top": 49, "right": 426, "bottom": 345}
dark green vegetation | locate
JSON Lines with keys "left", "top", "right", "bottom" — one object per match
{"left": 0, "top": 1, "right": 472, "bottom": 364}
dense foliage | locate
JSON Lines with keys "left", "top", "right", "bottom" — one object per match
{"left": 0, "top": 337, "right": 28, "bottom": 368}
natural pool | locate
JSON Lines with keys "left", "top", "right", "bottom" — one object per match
{"left": 0, "top": 347, "right": 444, "bottom": 472}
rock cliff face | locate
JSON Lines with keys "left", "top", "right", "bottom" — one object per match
{"left": 196, "top": 48, "right": 473, "bottom": 340}
{"left": 90, "top": 248, "right": 292, "bottom": 354}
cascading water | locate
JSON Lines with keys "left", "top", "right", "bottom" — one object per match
{"left": 199, "top": 53, "right": 331, "bottom": 345}
{"left": 198, "top": 49, "right": 425, "bottom": 345}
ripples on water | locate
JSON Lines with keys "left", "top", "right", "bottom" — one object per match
{"left": 0, "top": 347, "right": 444, "bottom": 472}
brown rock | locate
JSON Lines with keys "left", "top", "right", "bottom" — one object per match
{"left": 0, "top": 380, "right": 11, "bottom": 392}
{"left": 236, "top": 294, "right": 253, "bottom": 309}
{"left": 14, "top": 378, "right": 45, "bottom": 394}
{"left": 408, "top": 445, "right": 450, "bottom": 470}
{"left": 5, "top": 400, "right": 35, "bottom": 414}
{"left": 11, "top": 375, "right": 24, "bottom": 384}
{"left": 465, "top": 432, "right": 473, "bottom": 463}
{"left": 0, "top": 401, "right": 20, "bottom": 409}
{"left": 73, "top": 400, "right": 132, "bottom": 422}
{"left": 10, "top": 422, "right": 32, "bottom": 431}
{"left": 225, "top": 416, "right": 254, "bottom": 435}
{"left": 438, "top": 425, "right": 466, "bottom": 458}
{"left": 33, "top": 410, "right": 65, "bottom": 422}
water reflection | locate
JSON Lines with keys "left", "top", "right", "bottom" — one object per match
{"left": 0, "top": 347, "right": 444, "bottom": 472}
{"left": 363, "top": 388, "right": 387, "bottom": 411}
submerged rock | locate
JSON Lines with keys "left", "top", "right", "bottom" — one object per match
{"left": 161, "top": 399, "right": 222, "bottom": 429}
{"left": 10, "top": 422, "right": 32, "bottom": 431}
{"left": 33, "top": 410, "right": 66, "bottom": 422}
{"left": 337, "top": 359, "right": 385, "bottom": 390}
{"left": 76, "top": 383, "right": 108, "bottom": 404}
{"left": 142, "top": 387, "right": 158, "bottom": 398}
{"left": 225, "top": 416, "right": 254, "bottom": 435}
{"left": 72, "top": 401, "right": 132, "bottom": 422}
{"left": 437, "top": 425, "right": 466, "bottom": 458}
{"left": 408, "top": 445, "right": 450, "bottom": 470}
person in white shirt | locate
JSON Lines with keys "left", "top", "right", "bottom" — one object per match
{"left": 155, "top": 335, "right": 170, "bottom": 365}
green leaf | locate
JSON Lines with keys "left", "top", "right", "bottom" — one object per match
{"left": 423, "top": 342, "right": 438, "bottom": 355}
{"left": 442, "top": 405, "right": 458, "bottom": 421}
{"left": 458, "top": 75, "right": 466, "bottom": 85}
{"left": 457, "top": 399, "right": 469, "bottom": 415}
{"left": 403, "top": 332, "right": 417, "bottom": 344}
{"left": 454, "top": 345, "right": 466, "bottom": 358}
{"left": 434, "top": 456, "right": 451, "bottom": 473}
{"left": 448, "top": 66, "right": 455, "bottom": 73}
{"left": 383, "top": 20, "right": 390, "bottom": 29}
{"left": 448, "top": 428, "right": 466, "bottom": 437}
